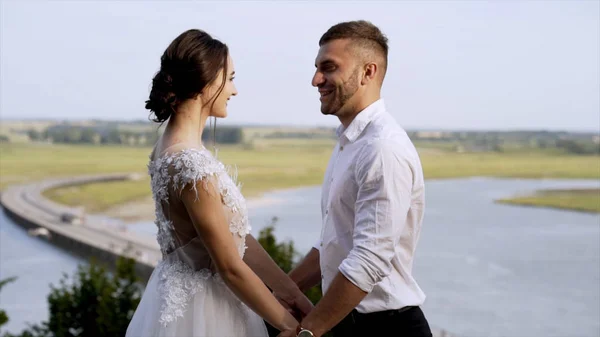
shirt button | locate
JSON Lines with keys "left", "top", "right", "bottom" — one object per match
{"left": 340, "top": 146, "right": 344, "bottom": 151}
{"left": 325, "top": 210, "right": 329, "bottom": 215}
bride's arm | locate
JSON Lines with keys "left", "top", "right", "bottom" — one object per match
{"left": 180, "top": 178, "right": 298, "bottom": 332}
{"left": 243, "top": 235, "right": 313, "bottom": 316}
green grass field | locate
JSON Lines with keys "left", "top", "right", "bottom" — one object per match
{"left": 0, "top": 144, "right": 151, "bottom": 189}
{"left": 419, "top": 150, "right": 599, "bottom": 179}
{"left": 1, "top": 142, "right": 599, "bottom": 213}
{"left": 42, "top": 179, "right": 153, "bottom": 213}
{"left": 497, "top": 189, "right": 600, "bottom": 213}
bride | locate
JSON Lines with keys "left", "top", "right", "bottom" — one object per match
{"left": 126, "top": 29, "right": 312, "bottom": 337}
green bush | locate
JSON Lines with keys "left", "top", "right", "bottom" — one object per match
{"left": 257, "top": 218, "right": 328, "bottom": 337}
{"left": 0, "top": 277, "right": 17, "bottom": 330}
{"left": 1, "top": 256, "right": 141, "bottom": 337}
{"left": 257, "top": 217, "right": 323, "bottom": 305}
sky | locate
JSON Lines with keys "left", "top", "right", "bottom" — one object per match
{"left": 1, "top": 0, "right": 599, "bottom": 131}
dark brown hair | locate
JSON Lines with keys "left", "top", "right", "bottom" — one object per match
{"left": 319, "top": 20, "right": 389, "bottom": 73}
{"left": 145, "top": 29, "right": 229, "bottom": 123}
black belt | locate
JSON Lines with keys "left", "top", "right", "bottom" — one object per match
{"left": 350, "top": 306, "right": 417, "bottom": 321}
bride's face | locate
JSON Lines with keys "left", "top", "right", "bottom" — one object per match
{"left": 203, "top": 56, "right": 237, "bottom": 118}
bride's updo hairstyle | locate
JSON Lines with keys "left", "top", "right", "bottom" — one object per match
{"left": 145, "top": 29, "right": 229, "bottom": 123}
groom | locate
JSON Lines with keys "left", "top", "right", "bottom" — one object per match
{"left": 279, "top": 20, "right": 432, "bottom": 337}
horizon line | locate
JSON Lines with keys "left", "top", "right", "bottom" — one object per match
{"left": 0, "top": 117, "right": 598, "bottom": 133}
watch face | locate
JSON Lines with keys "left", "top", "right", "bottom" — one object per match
{"left": 298, "top": 330, "right": 314, "bottom": 337}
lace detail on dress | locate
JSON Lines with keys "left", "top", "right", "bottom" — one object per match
{"left": 148, "top": 159, "right": 174, "bottom": 255}
{"left": 170, "top": 149, "right": 225, "bottom": 199}
{"left": 154, "top": 211, "right": 174, "bottom": 256}
{"left": 148, "top": 148, "right": 251, "bottom": 255}
{"left": 218, "top": 165, "right": 251, "bottom": 255}
{"left": 157, "top": 260, "right": 212, "bottom": 327}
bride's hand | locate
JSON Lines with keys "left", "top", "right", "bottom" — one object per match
{"left": 277, "top": 328, "right": 297, "bottom": 337}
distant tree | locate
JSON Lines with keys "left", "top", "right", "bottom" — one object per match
{"left": 64, "top": 128, "right": 83, "bottom": 144}
{"left": 219, "top": 127, "right": 243, "bottom": 144}
{"left": 143, "top": 132, "right": 159, "bottom": 146}
{"left": 102, "top": 129, "right": 122, "bottom": 144}
{"left": 46, "top": 129, "right": 65, "bottom": 143}
{"left": 201, "top": 127, "right": 243, "bottom": 144}
{"left": 536, "top": 139, "right": 549, "bottom": 149}
{"left": 80, "top": 128, "right": 100, "bottom": 144}
{"left": 26, "top": 130, "right": 41, "bottom": 141}
{"left": 555, "top": 139, "right": 597, "bottom": 155}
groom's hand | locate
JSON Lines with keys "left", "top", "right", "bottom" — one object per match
{"left": 275, "top": 290, "right": 313, "bottom": 320}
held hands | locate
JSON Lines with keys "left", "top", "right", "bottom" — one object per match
{"left": 274, "top": 289, "right": 321, "bottom": 337}
{"left": 274, "top": 288, "right": 314, "bottom": 321}
{"left": 277, "top": 326, "right": 322, "bottom": 337}
{"left": 276, "top": 328, "right": 297, "bottom": 337}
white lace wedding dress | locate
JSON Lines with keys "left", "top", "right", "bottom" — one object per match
{"left": 126, "top": 147, "right": 269, "bottom": 337}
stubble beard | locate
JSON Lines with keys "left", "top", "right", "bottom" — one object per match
{"left": 321, "top": 67, "right": 360, "bottom": 116}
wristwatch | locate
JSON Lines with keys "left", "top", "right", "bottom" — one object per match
{"left": 295, "top": 324, "right": 314, "bottom": 337}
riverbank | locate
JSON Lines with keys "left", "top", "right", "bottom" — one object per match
{"left": 0, "top": 174, "right": 160, "bottom": 283}
{"left": 497, "top": 188, "right": 600, "bottom": 213}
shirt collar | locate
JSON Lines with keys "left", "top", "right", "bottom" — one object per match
{"left": 336, "top": 98, "right": 386, "bottom": 143}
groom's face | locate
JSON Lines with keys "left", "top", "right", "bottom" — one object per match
{"left": 312, "top": 39, "right": 360, "bottom": 116}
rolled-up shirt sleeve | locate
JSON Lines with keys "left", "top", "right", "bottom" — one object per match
{"left": 338, "top": 140, "right": 413, "bottom": 293}
{"left": 313, "top": 238, "right": 322, "bottom": 251}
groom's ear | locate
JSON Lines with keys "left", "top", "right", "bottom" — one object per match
{"left": 361, "top": 63, "right": 377, "bottom": 85}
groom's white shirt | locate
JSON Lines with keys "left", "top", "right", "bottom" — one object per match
{"left": 315, "top": 98, "right": 426, "bottom": 313}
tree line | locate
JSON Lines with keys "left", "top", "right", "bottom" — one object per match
{"left": 20, "top": 125, "right": 243, "bottom": 146}
{"left": 407, "top": 130, "right": 600, "bottom": 155}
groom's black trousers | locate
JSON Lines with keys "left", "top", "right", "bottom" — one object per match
{"left": 266, "top": 305, "right": 432, "bottom": 337}
{"left": 331, "top": 306, "right": 433, "bottom": 337}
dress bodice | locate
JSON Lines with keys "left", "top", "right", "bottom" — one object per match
{"left": 146, "top": 147, "right": 251, "bottom": 326}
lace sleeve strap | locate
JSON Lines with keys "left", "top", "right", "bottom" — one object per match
{"left": 169, "top": 148, "right": 225, "bottom": 200}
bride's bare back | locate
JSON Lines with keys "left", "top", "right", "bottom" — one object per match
{"left": 149, "top": 144, "right": 249, "bottom": 260}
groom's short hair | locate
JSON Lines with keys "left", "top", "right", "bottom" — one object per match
{"left": 319, "top": 20, "right": 389, "bottom": 79}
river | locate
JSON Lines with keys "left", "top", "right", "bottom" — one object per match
{"left": 1, "top": 177, "right": 599, "bottom": 337}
